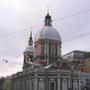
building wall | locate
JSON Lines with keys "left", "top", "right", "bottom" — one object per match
{"left": 84, "top": 58, "right": 90, "bottom": 72}
{"left": 80, "top": 58, "right": 90, "bottom": 72}
{"left": 63, "top": 51, "right": 90, "bottom": 65}
{"left": 11, "top": 70, "right": 90, "bottom": 90}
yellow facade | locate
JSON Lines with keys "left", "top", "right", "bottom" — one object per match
{"left": 80, "top": 58, "right": 90, "bottom": 72}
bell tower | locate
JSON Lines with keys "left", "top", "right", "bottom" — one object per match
{"left": 23, "top": 31, "right": 34, "bottom": 69}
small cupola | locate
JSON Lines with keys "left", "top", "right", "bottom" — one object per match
{"left": 44, "top": 13, "right": 52, "bottom": 26}
{"left": 25, "top": 31, "right": 34, "bottom": 52}
{"left": 23, "top": 31, "right": 34, "bottom": 69}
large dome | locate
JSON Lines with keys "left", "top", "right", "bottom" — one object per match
{"left": 34, "top": 13, "right": 61, "bottom": 43}
{"left": 34, "top": 26, "right": 61, "bottom": 42}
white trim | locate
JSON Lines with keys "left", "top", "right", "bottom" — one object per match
{"left": 34, "top": 74, "right": 38, "bottom": 90}
{"left": 57, "top": 74, "right": 60, "bottom": 90}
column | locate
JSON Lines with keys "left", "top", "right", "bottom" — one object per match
{"left": 67, "top": 78, "right": 71, "bottom": 90}
{"left": 34, "top": 74, "right": 38, "bottom": 90}
{"left": 79, "top": 79, "right": 81, "bottom": 90}
{"left": 57, "top": 74, "right": 60, "bottom": 90}
{"left": 29, "top": 78, "right": 31, "bottom": 90}
{"left": 57, "top": 45, "right": 60, "bottom": 61}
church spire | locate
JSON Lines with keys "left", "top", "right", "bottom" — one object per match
{"left": 28, "top": 31, "right": 33, "bottom": 46}
{"left": 44, "top": 12, "right": 52, "bottom": 26}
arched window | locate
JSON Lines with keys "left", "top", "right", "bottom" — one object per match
{"left": 41, "top": 45, "right": 45, "bottom": 60}
{"left": 49, "top": 81, "right": 55, "bottom": 90}
{"left": 50, "top": 45, "right": 56, "bottom": 55}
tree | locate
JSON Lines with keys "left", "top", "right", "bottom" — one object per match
{"left": 0, "top": 77, "right": 5, "bottom": 90}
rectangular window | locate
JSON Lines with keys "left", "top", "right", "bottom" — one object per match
{"left": 41, "top": 45, "right": 45, "bottom": 54}
{"left": 51, "top": 46, "right": 56, "bottom": 55}
{"left": 39, "top": 79, "right": 45, "bottom": 90}
{"left": 41, "top": 45, "right": 45, "bottom": 60}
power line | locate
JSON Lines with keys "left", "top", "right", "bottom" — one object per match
{"left": 0, "top": 8, "right": 90, "bottom": 41}
{"left": 54, "top": 9, "right": 90, "bottom": 21}
{"left": 0, "top": 25, "right": 41, "bottom": 40}
{"left": 0, "top": 29, "right": 26, "bottom": 39}
{"left": 63, "top": 31, "right": 90, "bottom": 44}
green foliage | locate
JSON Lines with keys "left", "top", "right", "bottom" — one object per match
{"left": 0, "top": 77, "right": 5, "bottom": 90}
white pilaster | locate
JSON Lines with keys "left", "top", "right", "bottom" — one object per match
{"left": 57, "top": 45, "right": 60, "bottom": 61}
{"left": 68, "top": 78, "right": 71, "bottom": 89}
{"left": 29, "top": 79, "right": 31, "bottom": 90}
{"left": 34, "top": 74, "right": 38, "bottom": 90}
{"left": 57, "top": 74, "right": 60, "bottom": 90}
{"left": 78, "top": 79, "right": 81, "bottom": 90}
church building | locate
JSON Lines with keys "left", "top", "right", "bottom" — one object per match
{"left": 11, "top": 13, "right": 90, "bottom": 90}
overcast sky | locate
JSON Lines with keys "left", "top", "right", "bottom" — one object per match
{"left": 0, "top": 0, "right": 90, "bottom": 77}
